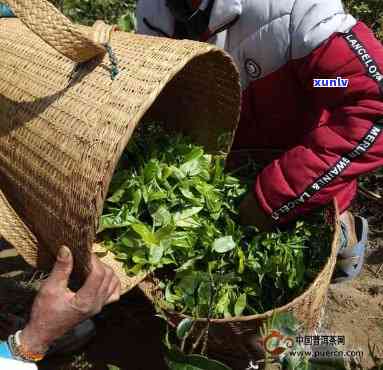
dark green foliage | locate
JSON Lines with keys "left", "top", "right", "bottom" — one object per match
{"left": 47, "top": 0, "right": 383, "bottom": 40}
{"left": 98, "top": 124, "right": 332, "bottom": 319}
{"left": 49, "top": 0, "right": 136, "bottom": 31}
{"left": 344, "top": 0, "right": 383, "bottom": 41}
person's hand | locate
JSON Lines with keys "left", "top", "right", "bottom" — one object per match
{"left": 239, "top": 192, "right": 274, "bottom": 231}
{"left": 19, "top": 246, "right": 121, "bottom": 354}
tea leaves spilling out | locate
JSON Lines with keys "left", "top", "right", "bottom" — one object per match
{"left": 98, "top": 124, "right": 332, "bottom": 318}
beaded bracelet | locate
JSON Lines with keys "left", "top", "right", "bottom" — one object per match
{"left": 7, "top": 331, "right": 46, "bottom": 362}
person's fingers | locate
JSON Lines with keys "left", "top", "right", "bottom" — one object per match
{"left": 73, "top": 255, "right": 120, "bottom": 315}
{"left": 240, "top": 192, "right": 274, "bottom": 231}
{"left": 105, "top": 276, "right": 121, "bottom": 305}
{"left": 75, "top": 255, "right": 106, "bottom": 301}
{"left": 46, "top": 246, "right": 73, "bottom": 288}
{"left": 97, "top": 264, "right": 115, "bottom": 300}
{"left": 77, "top": 255, "right": 105, "bottom": 296}
{"left": 107, "top": 289, "right": 121, "bottom": 305}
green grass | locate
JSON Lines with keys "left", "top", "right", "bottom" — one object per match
{"left": 344, "top": 0, "right": 383, "bottom": 40}
{"left": 49, "top": 0, "right": 136, "bottom": 32}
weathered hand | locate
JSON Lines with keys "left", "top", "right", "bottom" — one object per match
{"left": 20, "top": 246, "right": 121, "bottom": 354}
{"left": 239, "top": 192, "right": 273, "bottom": 231}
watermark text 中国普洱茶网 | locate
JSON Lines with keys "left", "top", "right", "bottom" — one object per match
{"left": 261, "top": 332, "right": 363, "bottom": 360}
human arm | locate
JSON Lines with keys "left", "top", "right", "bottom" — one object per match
{"left": 19, "top": 246, "right": 121, "bottom": 355}
{"left": 2, "top": 246, "right": 120, "bottom": 363}
{"left": 247, "top": 22, "right": 383, "bottom": 227}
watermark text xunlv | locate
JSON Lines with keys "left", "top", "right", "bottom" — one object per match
{"left": 313, "top": 77, "right": 349, "bottom": 88}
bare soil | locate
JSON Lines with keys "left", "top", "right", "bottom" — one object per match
{"left": 322, "top": 195, "right": 383, "bottom": 369}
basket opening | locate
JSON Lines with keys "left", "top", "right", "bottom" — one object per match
{"left": 95, "top": 50, "right": 241, "bottom": 238}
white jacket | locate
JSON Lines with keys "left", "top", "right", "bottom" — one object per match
{"left": 136, "top": 0, "right": 356, "bottom": 89}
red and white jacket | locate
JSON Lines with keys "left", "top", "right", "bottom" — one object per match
{"left": 136, "top": 0, "right": 383, "bottom": 223}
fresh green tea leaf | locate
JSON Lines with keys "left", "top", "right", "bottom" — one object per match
{"left": 234, "top": 293, "right": 247, "bottom": 316}
{"left": 149, "top": 245, "right": 165, "bottom": 264}
{"left": 174, "top": 207, "right": 203, "bottom": 228}
{"left": 212, "top": 236, "right": 236, "bottom": 253}
{"left": 176, "top": 318, "right": 194, "bottom": 339}
{"left": 152, "top": 206, "right": 172, "bottom": 227}
{"left": 131, "top": 223, "right": 158, "bottom": 245}
{"left": 107, "top": 365, "right": 121, "bottom": 370}
{"left": 100, "top": 123, "right": 332, "bottom": 319}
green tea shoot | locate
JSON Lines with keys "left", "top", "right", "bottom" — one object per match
{"left": 98, "top": 124, "right": 332, "bottom": 318}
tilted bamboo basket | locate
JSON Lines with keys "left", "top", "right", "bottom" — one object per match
{"left": 0, "top": 0, "right": 241, "bottom": 288}
{"left": 0, "top": 1, "right": 340, "bottom": 359}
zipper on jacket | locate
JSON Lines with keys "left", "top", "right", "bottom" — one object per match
{"left": 143, "top": 12, "right": 240, "bottom": 41}
{"left": 208, "top": 14, "right": 240, "bottom": 39}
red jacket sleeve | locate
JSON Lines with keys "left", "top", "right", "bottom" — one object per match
{"left": 255, "top": 22, "right": 383, "bottom": 223}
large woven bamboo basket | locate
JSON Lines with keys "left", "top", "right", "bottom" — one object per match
{"left": 0, "top": 0, "right": 241, "bottom": 289}
{"left": 139, "top": 194, "right": 340, "bottom": 359}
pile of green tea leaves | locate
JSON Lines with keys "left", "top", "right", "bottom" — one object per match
{"left": 98, "top": 124, "right": 332, "bottom": 318}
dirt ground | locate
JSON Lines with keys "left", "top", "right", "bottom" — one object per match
{"left": 322, "top": 195, "right": 383, "bottom": 369}
{"left": 0, "top": 193, "right": 382, "bottom": 370}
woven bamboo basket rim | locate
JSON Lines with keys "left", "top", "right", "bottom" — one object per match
{"left": 139, "top": 199, "right": 340, "bottom": 323}
{"left": 0, "top": 0, "right": 241, "bottom": 289}
{"left": 3, "top": 0, "right": 107, "bottom": 62}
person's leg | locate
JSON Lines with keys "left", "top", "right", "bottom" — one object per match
{"left": 332, "top": 180, "right": 369, "bottom": 283}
